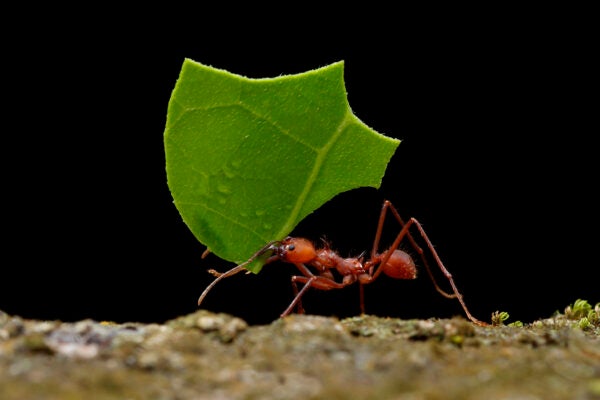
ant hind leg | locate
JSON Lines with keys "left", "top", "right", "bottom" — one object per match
{"left": 370, "top": 200, "right": 489, "bottom": 327}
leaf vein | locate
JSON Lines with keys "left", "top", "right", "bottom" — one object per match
{"left": 176, "top": 101, "right": 320, "bottom": 153}
{"left": 275, "top": 112, "right": 350, "bottom": 239}
{"left": 178, "top": 200, "right": 268, "bottom": 244}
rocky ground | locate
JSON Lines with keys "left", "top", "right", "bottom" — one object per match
{"left": 1, "top": 303, "right": 599, "bottom": 399}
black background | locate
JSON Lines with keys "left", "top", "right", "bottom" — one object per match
{"left": 3, "top": 10, "right": 597, "bottom": 326}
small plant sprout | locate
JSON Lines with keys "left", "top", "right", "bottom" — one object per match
{"left": 198, "top": 200, "right": 490, "bottom": 327}
{"left": 491, "top": 311, "right": 510, "bottom": 326}
{"left": 565, "top": 299, "right": 593, "bottom": 319}
{"left": 564, "top": 299, "right": 600, "bottom": 330}
{"left": 578, "top": 317, "right": 591, "bottom": 330}
{"left": 591, "top": 303, "right": 600, "bottom": 325}
{"left": 491, "top": 311, "right": 523, "bottom": 327}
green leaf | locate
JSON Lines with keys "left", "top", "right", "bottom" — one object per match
{"left": 164, "top": 59, "right": 400, "bottom": 273}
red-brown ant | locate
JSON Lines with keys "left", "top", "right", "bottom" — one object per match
{"left": 198, "top": 200, "right": 489, "bottom": 326}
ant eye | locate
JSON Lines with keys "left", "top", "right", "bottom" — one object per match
{"left": 287, "top": 245, "right": 295, "bottom": 251}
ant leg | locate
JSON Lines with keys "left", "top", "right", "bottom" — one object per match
{"left": 287, "top": 262, "right": 335, "bottom": 314}
{"left": 371, "top": 200, "right": 454, "bottom": 297}
{"left": 281, "top": 276, "right": 317, "bottom": 317}
{"left": 281, "top": 273, "right": 350, "bottom": 317}
{"left": 361, "top": 200, "right": 444, "bottom": 314}
{"left": 360, "top": 200, "right": 401, "bottom": 314}
{"left": 290, "top": 280, "right": 306, "bottom": 314}
{"left": 359, "top": 284, "right": 366, "bottom": 315}
{"left": 369, "top": 199, "right": 422, "bottom": 262}
{"left": 281, "top": 262, "right": 317, "bottom": 317}
{"left": 410, "top": 217, "right": 488, "bottom": 326}
{"left": 370, "top": 200, "right": 488, "bottom": 327}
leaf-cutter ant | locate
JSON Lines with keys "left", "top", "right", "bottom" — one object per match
{"left": 198, "top": 200, "right": 489, "bottom": 326}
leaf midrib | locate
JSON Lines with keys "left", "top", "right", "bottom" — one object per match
{"left": 274, "top": 111, "right": 351, "bottom": 240}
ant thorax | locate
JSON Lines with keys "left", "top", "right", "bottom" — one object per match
{"left": 313, "top": 248, "right": 341, "bottom": 270}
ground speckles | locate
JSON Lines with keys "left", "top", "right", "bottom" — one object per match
{"left": 0, "top": 309, "right": 598, "bottom": 399}
{"left": 167, "top": 309, "right": 248, "bottom": 343}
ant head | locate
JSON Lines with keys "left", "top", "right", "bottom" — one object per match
{"left": 276, "top": 237, "right": 317, "bottom": 264}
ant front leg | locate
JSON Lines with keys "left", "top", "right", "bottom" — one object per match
{"left": 365, "top": 200, "right": 489, "bottom": 327}
{"left": 281, "top": 264, "right": 350, "bottom": 317}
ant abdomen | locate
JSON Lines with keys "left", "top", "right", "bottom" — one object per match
{"left": 382, "top": 250, "right": 417, "bottom": 280}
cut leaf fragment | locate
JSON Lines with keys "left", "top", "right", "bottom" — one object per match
{"left": 164, "top": 59, "right": 400, "bottom": 272}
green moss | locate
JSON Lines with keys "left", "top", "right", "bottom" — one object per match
{"left": 563, "top": 299, "right": 600, "bottom": 331}
{"left": 491, "top": 311, "right": 523, "bottom": 327}
{"left": 565, "top": 299, "right": 593, "bottom": 319}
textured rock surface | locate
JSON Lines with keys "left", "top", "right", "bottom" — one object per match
{"left": 1, "top": 308, "right": 599, "bottom": 399}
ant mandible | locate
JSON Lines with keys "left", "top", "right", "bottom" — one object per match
{"left": 197, "top": 200, "right": 489, "bottom": 326}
